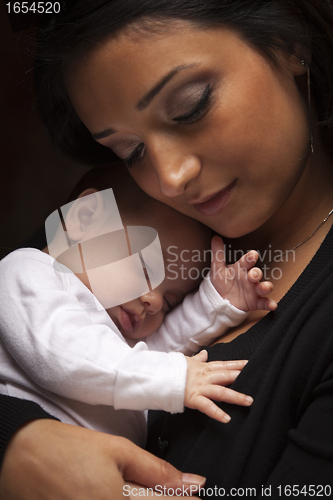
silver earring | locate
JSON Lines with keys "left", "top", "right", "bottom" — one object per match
{"left": 301, "top": 60, "right": 314, "bottom": 154}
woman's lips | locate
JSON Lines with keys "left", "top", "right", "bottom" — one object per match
{"left": 118, "top": 307, "right": 142, "bottom": 334}
{"left": 192, "top": 179, "right": 237, "bottom": 216}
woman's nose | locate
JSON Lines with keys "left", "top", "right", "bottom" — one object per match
{"left": 139, "top": 289, "right": 164, "bottom": 314}
{"left": 150, "top": 141, "right": 201, "bottom": 197}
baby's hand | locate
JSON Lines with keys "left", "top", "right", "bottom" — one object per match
{"left": 185, "top": 350, "right": 253, "bottom": 423}
{"left": 209, "top": 236, "right": 277, "bottom": 312}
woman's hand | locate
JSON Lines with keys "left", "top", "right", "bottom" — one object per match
{"left": 0, "top": 419, "right": 205, "bottom": 500}
{"left": 185, "top": 351, "right": 253, "bottom": 423}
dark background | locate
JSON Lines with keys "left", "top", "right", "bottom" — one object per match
{"left": 0, "top": 1, "right": 90, "bottom": 259}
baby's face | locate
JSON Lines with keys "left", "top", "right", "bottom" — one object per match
{"left": 106, "top": 207, "right": 212, "bottom": 339}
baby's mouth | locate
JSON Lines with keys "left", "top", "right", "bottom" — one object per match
{"left": 119, "top": 306, "right": 143, "bottom": 333}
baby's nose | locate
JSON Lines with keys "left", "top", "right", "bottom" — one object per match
{"left": 139, "top": 290, "right": 163, "bottom": 314}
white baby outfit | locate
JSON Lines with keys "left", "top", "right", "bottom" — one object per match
{"left": 0, "top": 248, "right": 247, "bottom": 446}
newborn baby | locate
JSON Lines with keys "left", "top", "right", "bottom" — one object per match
{"left": 0, "top": 166, "right": 276, "bottom": 447}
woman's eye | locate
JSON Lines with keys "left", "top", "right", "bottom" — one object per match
{"left": 172, "top": 84, "right": 212, "bottom": 125}
{"left": 124, "top": 142, "right": 145, "bottom": 168}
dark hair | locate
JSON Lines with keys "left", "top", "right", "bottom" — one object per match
{"left": 34, "top": 0, "right": 333, "bottom": 164}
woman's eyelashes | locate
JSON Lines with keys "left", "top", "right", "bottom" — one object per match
{"left": 172, "top": 83, "right": 212, "bottom": 125}
{"left": 124, "top": 143, "right": 145, "bottom": 168}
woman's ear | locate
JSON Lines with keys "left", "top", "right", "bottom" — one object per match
{"left": 65, "top": 189, "right": 105, "bottom": 242}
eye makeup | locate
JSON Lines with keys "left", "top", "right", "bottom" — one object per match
{"left": 124, "top": 143, "right": 145, "bottom": 168}
{"left": 172, "top": 83, "right": 212, "bottom": 125}
{"left": 108, "top": 138, "right": 142, "bottom": 160}
{"left": 163, "top": 79, "right": 210, "bottom": 116}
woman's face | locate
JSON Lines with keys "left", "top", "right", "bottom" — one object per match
{"left": 66, "top": 23, "right": 310, "bottom": 238}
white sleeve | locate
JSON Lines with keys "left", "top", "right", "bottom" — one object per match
{"left": 145, "top": 273, "right": 248, "bottom": 354}
{"left": 0, "top": 250, "right": 186, "bottom": 413}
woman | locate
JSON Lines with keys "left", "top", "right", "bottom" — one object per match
{"left": 1, "top": 0, "right": 333, "bottom": 496}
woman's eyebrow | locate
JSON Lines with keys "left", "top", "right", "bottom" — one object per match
{"left": 137, "top": 63, "right": 197, "bottom": 111}
{"left": 92, "top": 63, "right": 197, "bottom": 140}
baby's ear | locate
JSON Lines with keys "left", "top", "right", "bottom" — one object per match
{"left": 65, "top": 189, "right": 104, "bottom": 242}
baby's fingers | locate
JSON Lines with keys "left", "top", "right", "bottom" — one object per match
{"left": 206, "top": 360, "right": 248, "bottom": 372}
{"left": 203, "top": 385, "right": 254, "bottom": 407}
{"left": 256, "top": 296, "right": 277, "bottom": 311}
{"left": 192, "top": 350, "right": 208, "bottom": 362}
{"left": 255, "top": 280, "right": 273, "bottom": 296}
{"left": 193, "top": 395, "right": 232, "bottom": 423}
{"left": 208, "top": 369, "right": 242, "bottom": 386}
{"left": 248, "top": 267, "right": 263, "bottom": 283}
{"left": 211, "top": 235, "right": 225, "bottom": 261}
{"left": 236, "top": 250, "right": 258, "bottom": 271}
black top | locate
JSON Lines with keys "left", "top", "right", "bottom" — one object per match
{"left": 147, "top": 224, "right": 333, "bottom": 494}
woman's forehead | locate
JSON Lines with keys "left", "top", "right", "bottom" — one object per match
{"left": 64, "top": 25, "right": 248, "bottom": 130}
{"left": 67, "top": 23, "right": 244, "bottom": 84}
